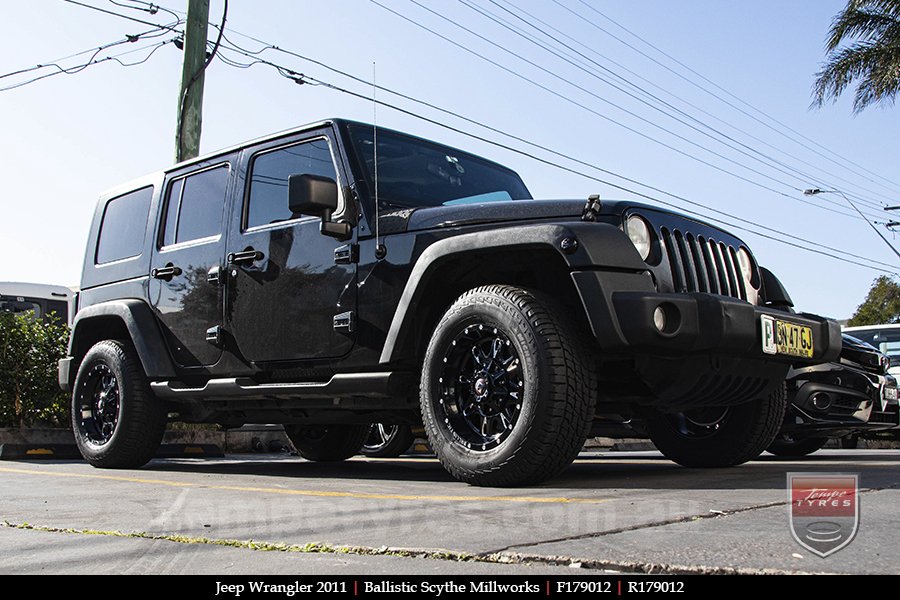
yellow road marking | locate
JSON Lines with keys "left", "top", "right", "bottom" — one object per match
{"left": 0, "top": 466, "right": 608, "bottom": 504}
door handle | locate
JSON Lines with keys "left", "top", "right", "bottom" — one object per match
{"left": 151, "top": 263, "right": 182, "bottom": 280}
{"left": 227, "top": 248, "right": 264, "bottom": 265}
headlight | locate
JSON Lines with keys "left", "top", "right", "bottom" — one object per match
{"left": 626, "top": 215, "right": 652, "bottom": 261}
{"left": 736, "top": 247, "right": 759, "bottom": 287}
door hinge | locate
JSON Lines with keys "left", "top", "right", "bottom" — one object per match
{"left": 333, "top": 311, "right": 355, "bottom": 334}
{"left": 334, "top": 244, "right": 359, "bottom": 264}
{"left": 206, "top": 325, "right": 223, "bottom": 347}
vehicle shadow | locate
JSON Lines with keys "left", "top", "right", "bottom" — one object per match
{"left": 137, "top": 449, "right": 900, "bottom": 492}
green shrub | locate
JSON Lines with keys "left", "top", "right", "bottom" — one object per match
{"left": 0, "top": 312, "right": 70, "bottom": 428}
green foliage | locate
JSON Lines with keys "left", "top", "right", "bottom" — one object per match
{"left": 813, "top": 0, "right": 900, "bottom": 112}
{"left": 847, "top": 275, "right": 900, "bottom": 326}
{"left": 0, "top": 312, "right": 70, "bottom": 428}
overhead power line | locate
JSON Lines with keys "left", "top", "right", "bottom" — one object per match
{"left": 42, "top": 0, "right": 900, "bottom": 272}
{"left": 61, "top": 0, "right": 182, "bottom": 33}
{"left": 371, "top": 0, "right": 889, "bottom": 226}
{"left": 481, "top": 0, "right": 895, "bottom": 214}
{"left": 563, "top": 0, "right": 900, "bottom": 198}
{"left": 0, "top": 36, "right": 177, "bottom": 93}
{"left": 211, "top": 36, "right": 897, "bottom": 274}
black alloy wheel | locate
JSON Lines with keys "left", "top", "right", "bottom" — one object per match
{"left": 361, "top": 424, "right": 416, "bottom": 458}
{"left": 71, "top": 340, "right": 167, "bottom": 469}
{"left": 420, "top": 285, "right": 595, "bottom": 487}
{"left": 666, "top": 407, "right": 730, "bottom": 439}
{"left": 438, "top": 323, "right": 524, "bottom": 451}
{"left": 646, "top": 384, "right": 787, "bottom": 468}
{"left": 78, "top": 364, "right": 121, "bottom": 445}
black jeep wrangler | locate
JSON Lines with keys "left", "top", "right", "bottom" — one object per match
{"left": 59, "top": 119, "right": 840, "bottom": 486}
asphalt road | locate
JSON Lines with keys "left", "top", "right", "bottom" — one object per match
{"left": 1, "top": 450, "right": 898, "bottom": 575}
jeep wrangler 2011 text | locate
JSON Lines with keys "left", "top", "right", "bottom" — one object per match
{"left": 59, "top": 119, "right": 840, "bottom": 486}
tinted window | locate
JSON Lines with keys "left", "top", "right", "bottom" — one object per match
{"left": 96, "top": 186, "right": 152, "bottom": 263}
{"left": 0, "top": 297, "right": 41, "bottom": 318}
{"left": 162, "top": 166, "right": 228, "bottom": 246}
{"left": 347, "top": 125, "right": 531, "bottom": 209}
{"left": 246, "top": 139, "right": 337, "bottom": 229}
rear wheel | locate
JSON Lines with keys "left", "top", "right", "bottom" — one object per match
{"left": 767, "top": 435, "right": 828, "bottom": 457}
{"left": 71, "top": 340, "right": 166, "bottom": 469}
{"left": 284, "top": 424, "right": 369, "bottom": 462}
{"left": 361, "top": 424, "right": 416, "bottom": 458}
{"left": 420, "top": 285, "right": 594, "bottom": 487}
{"left": 647, "top": 384, "right": 787, "bottom": 467}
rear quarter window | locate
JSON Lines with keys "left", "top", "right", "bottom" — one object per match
{"left": 96, "top": 186, "right": 153, "bottom": 264}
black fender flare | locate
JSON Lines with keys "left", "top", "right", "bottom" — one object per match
{"left": 759, "top": 266, "right": 794, "bottom": 309}
{"left": 378, "top": 222, "right": 646, "bottom": 364}
{"left": 67, "top": 299, "right": 176, "bottom": 383}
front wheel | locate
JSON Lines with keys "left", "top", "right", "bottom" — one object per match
{"left": 646, "top": 384, "right": 787, "bottom": 467}
{"left": 420, "top": 285, "right": 595, "bottom": 487}
{"left": 71, "top": 340, "right": 167, "bottom": 469}
{"left": 284, "top": 424, "right": 369, "bottom": 462}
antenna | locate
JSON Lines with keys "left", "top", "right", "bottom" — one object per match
{"left": 373, "top": 62, "right": 386, "bottom": 260}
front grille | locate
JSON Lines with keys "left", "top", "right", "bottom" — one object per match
{"left": 660, "top": 227, "right": 748, "bottom": 301}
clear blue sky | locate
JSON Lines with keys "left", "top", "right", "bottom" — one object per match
{"left": 2, "top": 0, "right": 899, "bottom": 319}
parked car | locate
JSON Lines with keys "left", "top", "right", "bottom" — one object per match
{"left": 767, "top": 334, "right": 899, "bottom": 457}
{"left": 843, "top": 324, "right": 900, "bottom": 378}
{"left": 58, "top": 118, "right": 840, "bottom": 486}
{"left": 0, "top": 282, "right": 74, "bottom": 326}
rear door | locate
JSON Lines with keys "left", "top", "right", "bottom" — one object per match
{"left": 225, "top": 129, "right": 356, "bottom": 364}
{"left": 149, "top": 156, "right": 235, "bottom": 368}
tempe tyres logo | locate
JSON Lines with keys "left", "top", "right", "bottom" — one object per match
{"left": 788, "top": 473, "right": 859, "bottom": 557}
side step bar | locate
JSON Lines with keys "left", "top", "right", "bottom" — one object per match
{"left": 150, "top": 372, "right": 411, "bottom": 401}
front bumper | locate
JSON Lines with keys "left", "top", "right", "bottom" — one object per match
{"left": 572, "top": 270, "right": 841, "bottom": 364}
{"left": 781, "top": 369, "right": 899, "bottom": 436}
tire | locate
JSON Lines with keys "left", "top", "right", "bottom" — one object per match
{"left": 840, "top": 434, "right": 859, "bottom": 449}
{"left": 767, "top": 436, "right": 828, "bottom": 457}
{"left": 361, "top": 424, "right": 416, "bottom": 458}
{"left": 284, "top": 424, "right": 369, "bottom": 462}
{"left": 646, "top": 383, "right": 787, "bottom": 468}
{"left": 420, "top": 285, "right": 595, "bottom": 487}
{"left": 71, "top": 340, "right": 166, "bottom": 469}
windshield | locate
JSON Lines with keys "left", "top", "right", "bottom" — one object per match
{"left": 347, "top": 125, "right": 532, "bottom": 209}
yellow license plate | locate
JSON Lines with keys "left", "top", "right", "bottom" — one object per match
{"left": 761, "top": 315, "right": 814, "bottom": 358}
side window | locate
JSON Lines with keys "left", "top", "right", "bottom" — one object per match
{"left": 245, "top": 138, "right": 338, "bottom": 229}
{"left": 95, "top": 186, "right": 152, "bottom": 264}
{"left": 162, "top": 165, "right": 229, "bottom": 246}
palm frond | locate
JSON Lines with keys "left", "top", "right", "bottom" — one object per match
{"left": 814, "top": 0, "right": 900, "bottom": 111}
{"left": 827, "top": 9, "right": 899, "bottom": 50}
{"left": 813, "top": 41, "right": 900, "bottom": 111}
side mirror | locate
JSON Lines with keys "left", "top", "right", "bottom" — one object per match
{"left": 289, "top": 173, "right": 338, "bottom": 216}
{"left": 288, "top": 174, "right": 351, "bottom": 240}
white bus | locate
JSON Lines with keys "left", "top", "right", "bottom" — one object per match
{"left": 0, "top": 282, "right": 75, "bottom": 326}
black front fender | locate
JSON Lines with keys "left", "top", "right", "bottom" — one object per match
{"left": 378, "top": 222, "right": 645, "bottom": 364}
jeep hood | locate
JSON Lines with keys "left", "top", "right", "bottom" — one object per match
{"left": 398, "top": 199, "right": 588, "bottom": 233}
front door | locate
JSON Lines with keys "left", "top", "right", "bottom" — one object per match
{"left": 225, "top": 131, "right": 356, "bottom": 364}
{"left": 149, "top": 157, "right": 234, "bottom": 368}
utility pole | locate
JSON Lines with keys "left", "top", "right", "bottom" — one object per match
{"left": 176, "top": 0, "right": 210, "bottom": 162}
{"left": 804, "top": 188, "right": 900, "bottom": 262}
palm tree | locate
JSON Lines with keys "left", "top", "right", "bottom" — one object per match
{"left": 813, "top": 0, "right": 900, "bottom": 112}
